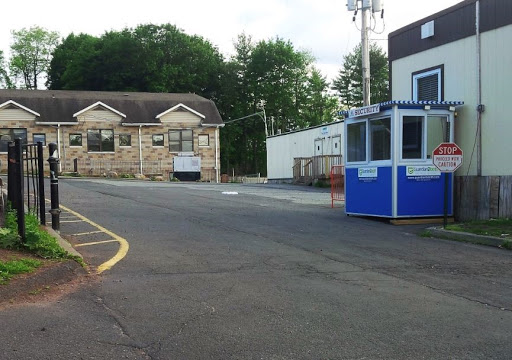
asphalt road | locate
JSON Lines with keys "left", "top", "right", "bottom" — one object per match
{"left": 1, "top": 179, "right": 511, "bottom": 359}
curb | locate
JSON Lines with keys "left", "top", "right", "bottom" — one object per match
{"left": 45, "top": 226, "right": 83, "bottom": 259}
{"left": 427, "top": 226, "right": 510, "bottom": 248}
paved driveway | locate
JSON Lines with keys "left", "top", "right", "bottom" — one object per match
{"left": 1, "top": 179, "right": 511, "bottom": 359}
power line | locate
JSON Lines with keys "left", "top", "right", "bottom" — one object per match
{"left": 224, "top": 112, "right": 264, "bottom": 124}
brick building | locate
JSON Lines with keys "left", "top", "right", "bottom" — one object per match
{"left": 0, "top": 90, "right": 224, "bottom": 181}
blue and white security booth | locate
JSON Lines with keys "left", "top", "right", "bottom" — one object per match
{"left": 344, "top": 101, "right": 463, "bottom": 218}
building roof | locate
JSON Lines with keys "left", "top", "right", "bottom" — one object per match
{"left": 341, "top": 100, "right": 464, "bottom": 118}
{"left": 0, "top": 90, "right": 223, "bottom": 126}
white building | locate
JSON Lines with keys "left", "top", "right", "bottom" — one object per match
{"left": 266, "top": 121, "right": 344, "bottom": 183}
{"left": 388, "top": 0, "right": 512, "bottom": 219}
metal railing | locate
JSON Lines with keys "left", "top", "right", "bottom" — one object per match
{"left": 293, "top": 155, "right": 343, "bottom": 184}
{"left": 330, "top": 165, "right": 345, "bottom": 207}
{"left": 7, "top": 140, "right": 46, "bottom": 240}
{"left": 73, "top": 159, "right": 162, "bottom": 176}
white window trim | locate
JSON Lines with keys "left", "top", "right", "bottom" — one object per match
{"left": 399, "top": 112, "right": 427, "bottom": 163}
{"left": 412, "top": 68, "right": 442, "bottom": 102}
{"left": 368, "top": 115, "right": 393, "bottom": 166}
{"left": 198, "top": 134, "right": 210, "bottom": 147}
{"left": 345, "top": 118, "right": 369, "bottom": 165}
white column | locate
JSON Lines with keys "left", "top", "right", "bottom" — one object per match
{"left": 57, "top": 124, "right": 62, "bottom": 173}
{"left": 138, "top": 126, "right": 143, "bottom": 175}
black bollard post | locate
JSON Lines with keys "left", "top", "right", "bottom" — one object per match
{"left": 47, "top": 143, "right": 61, "bottom": 231}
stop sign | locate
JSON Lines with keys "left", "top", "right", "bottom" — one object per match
{"left": 432, "top": 143, "right": 463, "bottom": 172}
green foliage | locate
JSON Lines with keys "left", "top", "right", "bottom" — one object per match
{"left": 23, "top": 213, "right": 69, "bottom": 259}
{"left": 313, "top": 180, "right": 330, "bottom": 188}
{"left": 0, "top": 258, "right": 42, "bottom": 285}
{"left": 0, "top": 228, "right": 20, "bottom": 249}
{"left": 9, "top": 26, "right": 60, "bottom": 89}
{"left": 445, "top": 218, "right": 512, "bottom": 239}
{"left": 120, "top": 173, "right": 135, "bottom": 179}
{"left": 332, "top": 43, "right": 389, "bottom": 108}
{"left": 0, "top": 50, "right": 14, "bottom": 89}
{"left": 218, "top": 34, "right": 338, "bottom": 176}
{"left": 47, "top": 24, "right": 224, "bottom": 99}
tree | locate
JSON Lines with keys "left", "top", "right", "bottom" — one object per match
{"left": 332, "top": 43, "right": 389, "bottom": 108}
{"left": 9, "top": 26, "right": 59, "bottom": 89}
{"left": 47, "top": 24, "right": 224, "bottom": 98}
{"left": 0, "top": 50, "right": 13, "bottom": 89}
{"left": 47, "top": 33, "right": 101, "bottom": 90}
{"left": 219, "top": 35, "right": 339, "bottom": 176}
{"left": 299, "top": 67, "right": 339, "bottom": 128}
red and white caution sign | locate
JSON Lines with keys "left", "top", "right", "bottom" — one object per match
{"left": 432, "top": 143, "right": 463, "bottom": 172}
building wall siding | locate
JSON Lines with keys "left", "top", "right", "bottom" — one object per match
{"left": 0, "top": 108, "right": 37, "bottom": 123}
{"left": 391, "top": 24, "right": 512, "bottom": 176}
{"left": 160, "top": 111, "right": 202, "bottom": 126}
{"left": 266, "top": 122, "right": 344, "bottom": 180}
{"left": 0, "top": 109, "right": 219, "bottom": 181}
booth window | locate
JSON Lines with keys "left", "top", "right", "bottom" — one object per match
{"left": 0, "top": 128, "right": 27, "bottom": 152}
{"left": 412, "top": 66, "right": 443, "bottom": 101}
{"left": 347, "top": 122, "right": 366, "bottom": 162}
{"left": 87, "top": 129, "right": 114, "bottom": 152}
{"left": 370, "top": 118, "right": 391, "bottom": 161}
{"left": 426, "top": 115, "right": 450, "bottom": 158}
{"left": 402, "top": 116, "right": 423, "bottom": 159}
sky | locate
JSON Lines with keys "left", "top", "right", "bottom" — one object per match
{"left": 0, "top": 0, "right": 463, "bottom": 83}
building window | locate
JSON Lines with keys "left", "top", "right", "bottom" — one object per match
{"left": 198, "top": 134, "right": 209, "bottom": 147}
{"left": 33, "top": 133, "right": 46, "bottom": 146}
{"left": 402, "top": 116, "right": 423, "bottom": 159}
{"left": 370, "top": 118, "right": 391, "bottom": 161}
{"left": 169, "top": 130, "right": 193, "bottom": 152}
{"left": 0, "top": 128, "right": 27, "bottom": 152}
{"left": 70, "top": 134, "right": 82, "bottom": 147}
{"left": 119, "top": 134, "right": 132, "bottom": 147}
{"left": 87, "top": 129, "right": 114, "bottom": 152}
{"left": 347, "top": 122, "right": 366, "bottom": 163}
{"left": 412, "top": 66, "right": 443, "bottom": 101}
{"left": 152, "top": 134, "right": 164, "bottom": 147}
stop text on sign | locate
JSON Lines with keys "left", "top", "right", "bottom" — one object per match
{"left": 435, "top": 146, "right": 461, "bottom": 155}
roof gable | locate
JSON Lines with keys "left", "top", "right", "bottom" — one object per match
{"left": 0, "top": 100, "right": 40, "bottom": 117}
{"left": 155, "top": 103, "right": 205, "bottom": 120}
{"left": 73, "top": 101, "right": 126, "bottom": 118}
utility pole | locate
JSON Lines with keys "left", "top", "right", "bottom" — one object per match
{"left": 347, "top": 0, "right": 383, "bottom": 107}
{"left": 361, "top": 3, "right": 371, "bottom": 106}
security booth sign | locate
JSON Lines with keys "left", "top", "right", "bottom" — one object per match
{"left": 432, "top": 143, "right": 463, "bottom": 172}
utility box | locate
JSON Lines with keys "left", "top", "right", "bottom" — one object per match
{"left": 173, "top": 156, "right": 201, "bottom": 181}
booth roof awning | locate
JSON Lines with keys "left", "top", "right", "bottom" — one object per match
{"left": 341, "top": 100, "right": 464, "bottom": 118}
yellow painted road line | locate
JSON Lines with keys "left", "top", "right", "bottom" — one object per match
{"left": 72, "top": 230, "right": 104, "bottom": 236}
{"left": 75, "top": 239, "right": 119, "bottom": 247}
{"left": 59, "top": 204, "right": 129, "bottom": 274}
{"left": 60, "top": 220, "right": 85, "bottom": 223}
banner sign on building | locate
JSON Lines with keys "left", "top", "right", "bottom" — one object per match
{"left": 406, "top": 166, "right": 441, "bottom": 181}
{"left": 349, "top": 104, "right": 380, "bottom": 118}
{"left": 358, "top": 167, "right": 378, "bottom": 182}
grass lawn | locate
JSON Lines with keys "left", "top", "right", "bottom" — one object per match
{"left": 446, "top": 218, "right": 512, "bottom": 240}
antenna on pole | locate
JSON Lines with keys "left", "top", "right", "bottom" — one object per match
{"left": 346, "top": 0, "right": 384, "bottom": 107}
